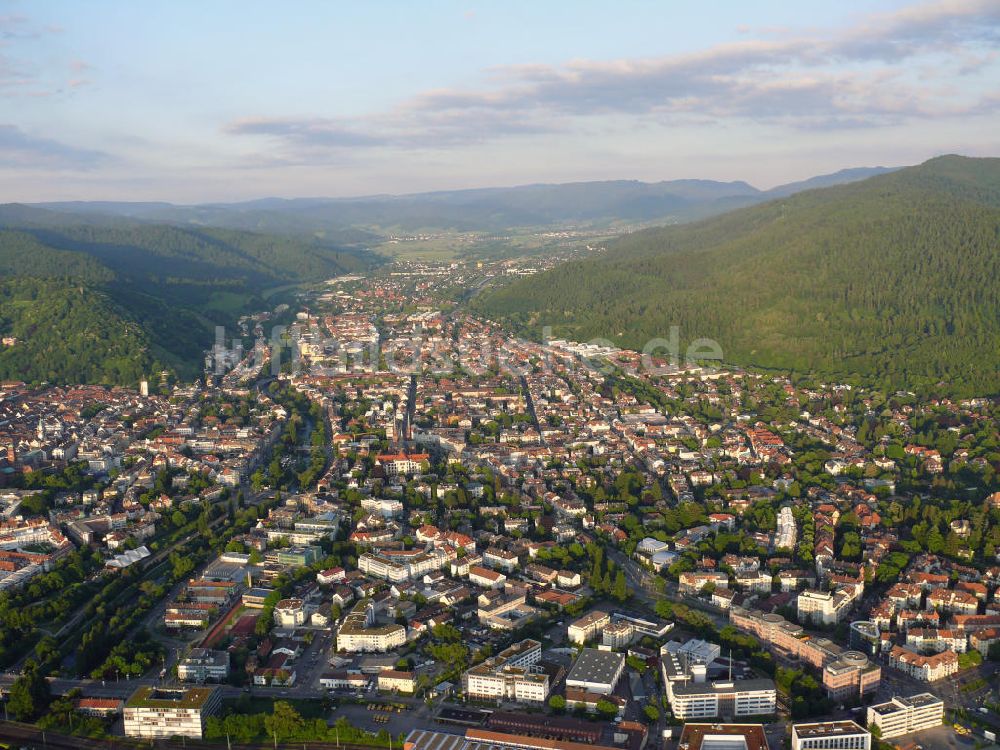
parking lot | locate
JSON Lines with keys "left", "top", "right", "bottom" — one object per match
{"left": 333, "top": 698, "right": 432, "bottom": 736}
{"left": 899, "top": 725, "right": 997, "bottom": 750}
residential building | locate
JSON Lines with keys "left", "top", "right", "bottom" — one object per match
{"left": 378, "top": 670, "right": 417, "bottom": 694}
{"left": 469, "top": 565, "right": 506, "bottom": 589}
{"left": 798, "top": 589, "right": 852, "bottom": 626}
{"left": 602, "top": 620, "right": 635, "bottom": 648}
{"left": 568, "top": 610, "right": 610, "bottom": 645}
{"left": 888, "top": 647, "right": 958, "bottom": 682}
{"left": 336, "top": 600, "right": 407, "bottom": 653}
{"left": 274, "top": 598, "right": 307, "bottom": 627}
{"left": 679, "top": 571, "right": 730, "bottom": 595}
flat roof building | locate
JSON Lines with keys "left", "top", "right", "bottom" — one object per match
{"left": 668, "top": 678, "right": 777, "bottom": 720}
{"left": 123, "top": 686, "right": 221, "bottom": 739}
{"left": 565, "top": 648, "right": 625, "bottom": 695}
{"left": 678, "top": 723, "right": 770, "bottom": 750}
{"left": 177, "top": 648, "right": 229, "bottom": 683}
{"left": 337, "top": 599, "right": 407, "bottom": 653}
{"left": 822, "top": 651, "right": 881, "bottom": 701}
{"left": 464, "top": 639, "right": 548, "bottom": 704}
{"left": 866, "top": 694, "right": 944, "bottom": 740}
{"left": 404, "top": 728, "right": 626, "bottom": 750}
{"left": 791, "top": 722, "right": 870, "bottom": 750}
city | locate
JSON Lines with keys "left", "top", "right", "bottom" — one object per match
{"left": 0, "top": 258, "right": 996, "bottom": 750}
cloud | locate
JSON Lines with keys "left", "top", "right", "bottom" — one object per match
{"left": 227, "top": 0, "right": 1000, "bottom": 156}
{"left": 0, "top": 124, "right": 108, "bottom": 169}
{"left": 0, "top": 13, "right": 90, "bottom": 96}
{"left": 227, "top": 118, "right": 388, "bottom": 148}
{"left": 225, "top": 109, "right": 558, "bottom": 163}
{"left": 836, "top": 0, "right": 1000, "bottom": 60}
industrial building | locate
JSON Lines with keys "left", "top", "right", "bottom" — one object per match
{"left": 565, "top": 648, "right": 625, "bottom": 695}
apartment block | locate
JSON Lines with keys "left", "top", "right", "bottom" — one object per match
{"left": 567, "top": 610, "right": 610, "bottom": 645}
{"left": 336, "top": 600, "right": 407, "bottom": 653}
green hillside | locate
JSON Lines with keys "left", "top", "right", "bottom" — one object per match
{"left": 0, "top": 279, "right": 161, "bottom": 384}
{"left": 473, "top": 156, "right": 1000, "bottom": 396}
{"left": 0, "top": 222, "right": 373, "bottom": 385}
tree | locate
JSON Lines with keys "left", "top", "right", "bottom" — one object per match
{"left": 264, "top": 701, "right": 304, "bottom": 743}
{"left": 548, "top": 695, "right": 566, "bottom": 712}
{"left": 643, "top": 704, "right": 660, "bottom": 722}
{"left": 8, "top": 660, "right": 51, "bottom": 721}
{"left": 595, "top": 699, "right": 618, "bottom": 719}
{"left": 612, "top": 570, "right": 629, "bottom": 603}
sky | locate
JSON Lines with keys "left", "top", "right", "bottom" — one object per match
{"left": 1, "top": 0, "right": 999, "bottom": 202}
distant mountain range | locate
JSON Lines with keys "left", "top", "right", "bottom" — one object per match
{"left": 16, "top": 166, "right": 898, "bottom": 233}
{"left": 472, "top": 155, "right": 1000, "bottom": 396}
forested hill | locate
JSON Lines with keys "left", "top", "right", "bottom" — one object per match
{"left": 473, "top": 155, "right": 1000, "bottom": 396}
{"left": 0, "top": 222, "right": 372, "bottom": 386}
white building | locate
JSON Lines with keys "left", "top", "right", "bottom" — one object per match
{"left": 602, "top": 620, "right": 635, "bottom": 648}
{"left": 468, "top": 565, "right": 507, "bottom": 589}
{"left": 791, "top": 722, "right": 870, "bottom": 750}
{"left": 123, "top": 687, "right": 222, "bottom": 739}
{"left": 668, "top": 679, "right": 777, "bottom": 720}
{"left": 776, "top": 506, "right": 798, "bottom": 549}
{"left": 463, "top": 639, "right": 548, "bottom": 704}
{"left": 797, "top": 589, "right": 852, "bottom": 626}
{"left": 360, "top": 496, "right": 404, "bottom": 518}
{"left": 177, "top": 649, "right": 229, "bottom": 683}
{"left": 866, "top": 694, "right": 944, "bottom": 739}
{"left": 273, "top": 598, "right": 307, "bottom": 627}
{"left": 568, "top": 610, "right": 610, "bottom": 645}
{"left": 565, "top": 648, "right": 625, "bottom": 695}
{"left": 336, "top": 600, "right": 407, "bottom": 653}
{"left": 359, "top": 549, "right": 450, "bottom": 582}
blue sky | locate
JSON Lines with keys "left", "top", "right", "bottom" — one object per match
{"left": 1, "top": 0, "right": 999, "bottom": 201}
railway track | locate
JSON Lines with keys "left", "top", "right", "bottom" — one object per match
{"left": 1, "top": 720, "right": 398, "bottom": 750}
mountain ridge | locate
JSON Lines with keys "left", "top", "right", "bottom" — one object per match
{"left": 19, "top": 165, "right": 899, "bottom": 233}
{"left": 471, "top": 155, "right": 1000, "bottom": 396}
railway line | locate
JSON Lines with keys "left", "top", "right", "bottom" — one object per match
{"left": 0, "top": 721, "right": 397, "bottom": 750}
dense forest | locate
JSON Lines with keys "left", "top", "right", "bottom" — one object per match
{"left": 0, "top": 220, "right": 373, "bottom": 385}
{"left": 0, "top": 279, "right": 161, "bottom": 384}
{"left": 474, "top": 155, "right": 1000, "bottom": 396}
